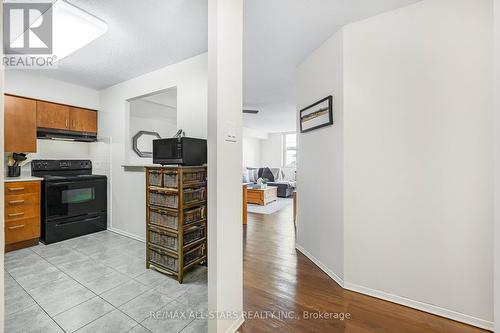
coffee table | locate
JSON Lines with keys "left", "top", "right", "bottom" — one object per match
{"left": 247, "top": 186, "right": 278, "bottom": 206}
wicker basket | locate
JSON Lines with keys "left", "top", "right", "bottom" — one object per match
{"left": 149, "top": 245, "right": 178, "bottom": 272}
{"left": 149, "top": 190, "right": 178, "bottom": 208}
{"left": 184, "top": 225, "right": 205, "bottom": 246}
{"left": 163, "top": 171, "right": 178, "bottom": 188}
{"left": 150, "top": 206, "right": 206, "bottom": 231}
{"left": 183, "top": 169, "right": 207, "bottom": 184}
{"left": 150, "top": 207, "right": 179, "bottom": 230}
{"left": 160, "top": 169, "right": 206, "bottom": 188}
{"left": 149, "top": 226, "right": 178, "bottom": 251}
{"left": 184, "top": 245, "right": 204, "bottom": 267}
{"left": 184, "top": 188, "right": 205, "bottom": 204}
{"left": 184, "top": 206, "right": 205, "bottom": 225}
{"left": 148, "top": 170, "right": 163, "bottom": 187}
{"left": 149, "top": 244, "right": 204, "bottom": 272}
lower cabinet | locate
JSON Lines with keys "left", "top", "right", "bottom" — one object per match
{"left": 4, "top": 181, "right": 41, "bottom": 252}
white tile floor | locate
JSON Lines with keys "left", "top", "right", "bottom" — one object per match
{"left": 4, "top": 231, "right": 208, "bottom": 333}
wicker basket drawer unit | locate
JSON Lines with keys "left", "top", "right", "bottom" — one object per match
{"left": 149, "top": 206, "right": 205, "bottom": 230}
{"left": 183, "top": 188, "right": 206, "bottom": 204}
{"left": 148, "top": 170, "right": 163, "bottom": 187}
{"left": 149, "top": 189, "right": 178, "bottom": 208}
{"left": 183, "top": 225, "right": 206, "bottom": 246}
{"left": 149, "top": 226, "right": 178, "bottom": 250}
{"left": 148, "top": 168, "right": 206, "bottom": 188}
{"left": 149, "top": 188, "right": 205, "bottom": 209}
{"left": 182, "top": 169, "right": 207, "bottom": 185}
{"left": 149, "top": 224, "right": 206, "bottom": 251}
{"left": 148, "top": 243, "right": 204, "bottom": 273}
{"left": 146, "top": 165, "right": 207, "bottom": 283}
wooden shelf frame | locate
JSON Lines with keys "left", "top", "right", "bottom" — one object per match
{"left": 146, "top": 165, "right": 207, "bottom": 283}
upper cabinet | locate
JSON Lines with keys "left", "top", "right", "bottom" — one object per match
{"left": 69, "top": 107, "right": 97, "bottom": 133}
{"left": 36, "top": 101, "right": 97, "bottom": 133}
{"left": 36, "top": 101, "right": 70, "bottom": 130}
{"left": 5, "top": 95, "right": 37, "bottom": 152}
{"left": 4, "top": 94, "right": 98, "bottom": 153}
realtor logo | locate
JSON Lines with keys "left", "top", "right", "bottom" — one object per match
{"left": 3, "top": 2, "right": 53, "bottom": 55}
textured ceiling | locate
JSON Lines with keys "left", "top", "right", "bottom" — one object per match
{"left": 242, "top": 0, "right": 420, "bottom": 132}
{"left": 19, "top": 0, "right": 420, "bottom": 132}
{"left": 20, "top": 0, "right": 208, "bottom": 89}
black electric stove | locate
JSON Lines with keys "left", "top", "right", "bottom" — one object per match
{"left": 32, "top": 160, "right": 107, "bottom": 244}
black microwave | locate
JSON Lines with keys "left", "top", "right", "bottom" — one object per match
{"left": 153, "top": 137, "right": 207, "bottom": 166}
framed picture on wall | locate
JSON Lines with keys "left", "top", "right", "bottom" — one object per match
{"left": 299, "top": 95, "right": 333, "bottom": 133}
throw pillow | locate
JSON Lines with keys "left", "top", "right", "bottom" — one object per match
{"left": 242, "top": 169, "right": 249, "bottom": 183}
{"left": 248, "top": 168, "right": 258, "bottom": 182}
{"left": 260, "top": 167, "right": 275, "bottom": 182}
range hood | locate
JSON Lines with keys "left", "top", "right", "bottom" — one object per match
{"left": 37, "top": 128, "right": 97, "bottom": 142}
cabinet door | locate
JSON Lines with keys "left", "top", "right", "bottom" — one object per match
{"left": 36, "top": 101, "right": 69, "bottom": 130}
{"left": 69, "top": 107, "right": 97, "bottom": 133}
{"left": 4, "top": 95, "right": 37, "bottom": 152}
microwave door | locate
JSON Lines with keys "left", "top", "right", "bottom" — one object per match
{"left": 45, "top": 179, "right": 107, "bottom": 220}
{"left": 154, "top": 138, "right": 183, "bottom": 164}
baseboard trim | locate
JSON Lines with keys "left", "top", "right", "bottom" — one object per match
{"left": 225, "top": 317, "right": 245, "bottom": 333}
{"left": 344, "top": 282, "right": 494, "bottom": 331}
{"left": 295, "top": 245, "right": 493, "bottom": 331}
{"left": 295, "top": 244, "right": 344, "bottom": 288}
{"left": 108, "top": 227, "right": 145, "bottom": 243}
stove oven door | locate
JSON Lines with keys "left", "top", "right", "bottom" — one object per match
{"left": 44, "top": 177, "right": 107, "bottom": 220}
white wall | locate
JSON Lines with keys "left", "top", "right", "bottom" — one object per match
{"left": 494, "top": 0, "right": 500, "bottom": 331}
{"left": 242, "top": 128, "right": 267, "bottom": 167}
{"left": 242, "top": 137, "right": 260, "bottom": 167}
{"left": 128, "top": 99, "right": 177, "bottom": 165}
{"left": 99, "top": 53, "right": 207, "bottom": 241}
{"left": 297, "top": 0, "right": 494, "bottom": 329}
{"left": 5, "top": 70, "right": 100, "bottom": 109}
{"left": 260, "top": 133, "right": 282, "bottom": 167}
{"left": 208, "top": 0, "right": 243, "bottom": 331}
{"left": 343, "top": 0, "right": 493, "bottom": 327}
{"left": 296, "top": 30, "right": 344, "bottom": 283}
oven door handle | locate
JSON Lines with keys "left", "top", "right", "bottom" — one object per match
{"left": 48, "top": 180, "right": 104, "bottom": 186}
{"left": 55, "top": 216, "right": 101, "bottom": 226}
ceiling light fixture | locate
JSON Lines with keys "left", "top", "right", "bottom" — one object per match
{"left": 28, "top": 0, "right": 108, "bottom": 61}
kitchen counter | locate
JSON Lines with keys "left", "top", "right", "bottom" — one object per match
{"left": 4, "top": 176, "right": 44, "bottom": 183}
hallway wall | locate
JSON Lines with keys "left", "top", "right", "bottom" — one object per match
{"left": 296, "top": 30, "right": 344, "bottom": 283}
{"left": 494, "top": 0, "right": 500, "bottom": 330}
{"left": 296, "top": 0, "right": 494, "bottom": 329}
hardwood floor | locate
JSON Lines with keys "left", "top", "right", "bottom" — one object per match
{"left": 240, "top": 204, "right": 489, "bottom": 333}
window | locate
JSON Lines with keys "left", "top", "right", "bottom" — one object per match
{"left": 283, "top": 133, "right": 297, "bottom": 167}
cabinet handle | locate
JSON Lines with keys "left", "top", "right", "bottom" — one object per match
{"left": 8, "top": 212, "right": 24, "bottom": 217}
{"left": 66, "top": 119, "right": 69, "bottom": 128}
{"left": 8, "top": 200, "right": 25, "bottom": 204}
{"left": 8, "top": 187, "right": 24, "bottom": 192}
{"left": 8, "top": 224, "right": 25, "bottom": 230}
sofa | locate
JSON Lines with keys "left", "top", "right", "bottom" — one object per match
{"left": 243, "top": 167, "right": 296, "bottom": 198}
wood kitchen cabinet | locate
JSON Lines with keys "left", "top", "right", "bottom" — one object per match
{"left": 5, "top": 95, "right": 98, "bottom": 153}
{"left": 36, "top": 100, "right": 70, "bottom": 130}
{"left": 4, "top": 180, "right": 41, "bottom": 252}
{"left": 4, "top": 95, "right": 37, "bottom": 152}
{"left": 36, "top": 101, "right": 97, "bottom": 133}
{"left": 69, "top": 107, "right": 97, "bottom": 133}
